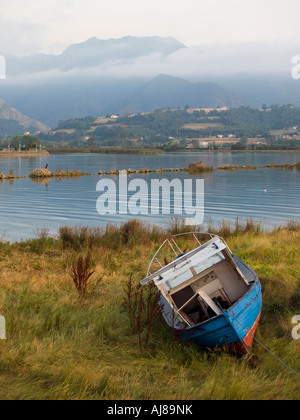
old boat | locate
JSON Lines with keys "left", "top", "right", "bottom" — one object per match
{"left": 141, "top": 233, "right": 262, "bottom": 355}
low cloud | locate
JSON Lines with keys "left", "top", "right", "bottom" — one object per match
{"left": 3, "top": 39, "right": 299, "bottom": 85}
{"left": 86, "top": 41, "right": 296, "bottom": 79}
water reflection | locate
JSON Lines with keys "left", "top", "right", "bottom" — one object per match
{"left": 30, "top": 177, "right": 52, "bottom": 186}
{"left": 0, "top": 152, "right": 299, "bottom": 241}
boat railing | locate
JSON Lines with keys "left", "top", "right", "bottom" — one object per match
{"left": 142, "top": 231, "right": 233, "bottom": 286}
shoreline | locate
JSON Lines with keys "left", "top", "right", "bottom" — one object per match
{"left": 171, "top": 148, "right": 300, "bottom": 154}
{"left": 1, "top": 216, "right": 299, "bottom": 245}
{"left": 48, "top": 147, "right": 163, "bottom": 155}
{"left": 0, "top": 151, "right": 49, "bottom": 159}
{"left": 2, "top": 149, "right": 299, "bottom": 158}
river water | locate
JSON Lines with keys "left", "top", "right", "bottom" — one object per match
{"left": 0, "top": 152, "right": 299, "bottom": 241}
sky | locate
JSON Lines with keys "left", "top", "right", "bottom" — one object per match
{"left": 0, "top": 0, "right": 300, "bottom": 56}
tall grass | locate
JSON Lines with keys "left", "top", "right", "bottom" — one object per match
{"left": 59, "top": 220, "right": 163, "bottom": 251}
{"left": 123, "top": 277, "right": 163, "bottom": 352}
{"left": 207, "top": 217, "right": 264, "bottom": 238}
{"left": 0, "top": 221, "right": 299, "bottom": 399}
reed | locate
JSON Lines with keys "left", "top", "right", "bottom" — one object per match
{"left": 219, "top": 162, "right": 300, "bottom": 171}
{"left": 0, "top": 170, "right": 26, "bottom": 180}
{"left": 52, "top": 170, "right": 92, "bottom": 177}
{"left": 186, "top": 162, "right": 214, "bottom": 174}
{"left": 218, "top": 165, "right": 259, "bottom": 170}
{"left": 29, "top": 168, "right": 52, "bottom": 178}
{"left": 29, "top": 169, "right": 92, "bottom": 179}
{"left": 70, "top": 254, "right": 96, "bottom": 300}
{"left": 123, "top": 276, "right": 162, "bottom": 352}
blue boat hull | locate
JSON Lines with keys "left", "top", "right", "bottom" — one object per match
{"left": 180, "top": 281, "right": 262, "bottom": 354}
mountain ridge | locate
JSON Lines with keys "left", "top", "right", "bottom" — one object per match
{"left": 1, "top": 36, "right": 298, "bottom": 128}
{"left": 0, "top": 74, "right": 248, "bottom": 127}
{"left": 6, "top": 36, "right": 186, "bottom": 76}
{"left": 0, "top": 98, "right": 50, "bottom": 137}
{"left": 117, "top": 74, "right": 246, "bottom": 114}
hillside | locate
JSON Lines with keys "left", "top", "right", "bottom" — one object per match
{"left": 1, "top": 36, "right": 299, "bottom": 128}
{"left": 0, "top": 37, "right": 249, "bottom": 127}
{"left": 121, "top": 75, "right": 245, "bottom": 113}
{"left": 35, "top": 105, "right": 300, "bottom": 151}
{"left": 0, "top": 98, "right": 50, "bottom": 137}
{"left": 0, "top": 75, "right": 247, "bottom": 128}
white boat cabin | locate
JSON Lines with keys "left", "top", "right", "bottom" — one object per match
{"left": 141, "top": 237, "right": 250, "bottom": 328}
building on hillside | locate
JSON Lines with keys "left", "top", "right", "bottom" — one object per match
{"left": 199, "top": 141, "right": 209, "bottom": 148}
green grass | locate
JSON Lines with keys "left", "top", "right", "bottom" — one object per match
{"left": 0, "top": 220, "right": 299, "bottom": 400}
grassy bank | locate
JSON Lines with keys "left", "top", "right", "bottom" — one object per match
{"left": 0, "top": 220, "right": 299, "bottom": 400}
{"left": 0, "top": 151, "right": 49, "bottom": 159}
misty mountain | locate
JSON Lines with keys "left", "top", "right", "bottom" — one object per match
{"left": 0, "top": 98, "right": 50, "bottom": 137}
{"left": 6, "top": 36, "right": 186, "bottom": 76}
{"left": 0, "top": 36, "right": 299, "bottom": 129}
{"left": 0, "top": 77, "right": 145, "bottom": 127}
{"left": 122, "top": 74, "right": 246, "bottom": 113}
{"left": 0, "top": 74, "right": 247, "bottom": 128}
{"left": 213, "top": 74, "right": 300, "bottom": 108}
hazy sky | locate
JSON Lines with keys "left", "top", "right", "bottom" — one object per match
{"left": 0, "top": 0, "right": 300, "bottom": 56}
